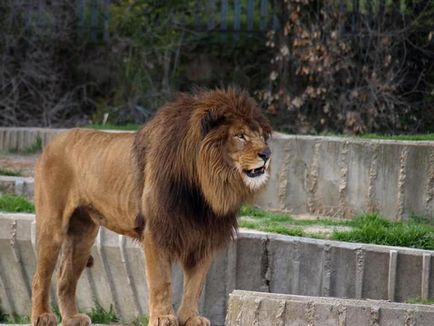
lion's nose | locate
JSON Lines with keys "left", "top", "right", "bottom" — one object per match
{"left": 258, "top": 147, "right": 271, "bottom": 161}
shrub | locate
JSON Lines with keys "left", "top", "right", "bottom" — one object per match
{"left": 261, "top": 0, "right": 434, "bottom": 134}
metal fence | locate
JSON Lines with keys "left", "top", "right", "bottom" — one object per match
{"left": 13, "top": 0, "right": 422, "bottom": 42}
{"left": 15, "top": 0, "right": 278, "bottom": 42}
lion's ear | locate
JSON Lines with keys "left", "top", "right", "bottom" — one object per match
{"left": 201, "top": 110, "right": 225, "bottom": 137}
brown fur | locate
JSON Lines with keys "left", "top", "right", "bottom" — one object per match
{"left": 31, "top": 88, "right": 271, "bottom": 326}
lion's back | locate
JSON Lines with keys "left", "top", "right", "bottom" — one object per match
{"left": 35, "top": 128, "right": 136, "bottom": 210}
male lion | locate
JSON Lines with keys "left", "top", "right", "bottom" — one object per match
{"left": 31, "top": 88, "right": 272, "bottom": 326}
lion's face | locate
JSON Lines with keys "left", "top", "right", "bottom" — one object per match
{"left": 196, "top": 89, "right": 272, "bottom": 205}
{"left": 226, "top": 122, "right": 271, "bottom": 190}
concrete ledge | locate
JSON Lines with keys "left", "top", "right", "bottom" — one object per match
{"left": 0, "top": 176, "right": 34, "bottom": 199}
{"left": 226, "top": 290, "right": 434, "bottom": 326}
{"left": 0, "top": 128, "right": 133, "bottom": 153}
{"left": 0, "top": 127, "right": 65, "bottom": 152}
{"left": 1, "top": 213, "right": 433, "bottom": 325}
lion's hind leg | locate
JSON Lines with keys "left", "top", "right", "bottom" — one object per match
{"left": 56, "top": 208, "right": 99, "bottom": 326}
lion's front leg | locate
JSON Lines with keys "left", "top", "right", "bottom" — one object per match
{"left": 143, "top": 232, "right": 178, "bottom": 326}
{"left": 177, "top": 256, "right": 212, "bottom": 326}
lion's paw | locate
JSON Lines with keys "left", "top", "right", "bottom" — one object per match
{"left": 181, "top": 316, "right": 210, "bottom": 326}
{"left": 62, "top": 314, "right": 91, "bottom": 326}
{"left": 34, "top": 312, "right": 58, "bottom": 326}
{"left": 149, "top": 314, "right": 178, "bottom": 326}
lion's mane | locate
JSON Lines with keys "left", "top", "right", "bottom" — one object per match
{"left": 133, "top": 88, "right": 271, "bottom": 267}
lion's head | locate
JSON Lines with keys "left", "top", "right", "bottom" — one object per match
{"left": 190, "top": 88, "right": 272, "bottom": 215}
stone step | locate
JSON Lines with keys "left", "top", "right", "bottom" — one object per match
{"left": 226, "top": 290, "right": 434, "bottom": 326}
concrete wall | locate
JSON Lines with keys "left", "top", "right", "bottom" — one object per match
{"left": 226, "top": 290, "right": 434, "bottom": 326}
{"left": 0, "top": 128, "right": 65, "bottom": 152}
{"left": 256, "top": 133, "right": 434, "bottom": 221}
{"left": 0, "top": 176, "right": 34, "bottom": 200}
{"left": 2, "top": 127, "right": 434, "bottom": 221}
{"left": 1, "top": 213, "right": 433, "bottom": 325}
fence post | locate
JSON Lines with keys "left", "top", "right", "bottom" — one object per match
{"left": 195, "top": 0, "right": 202, "bottom": 31}
{"left": 234, "top": 0, "right": 241, "bottom": 41}
{"left": 260, "top": 0, "right": 267, "bottom": 31}
{"left": 37, "top": 0, "right": 45, "bottom": 30}
{"left": 77, "top": 0, "right": 85, "bottom": 37}
{"left": 247, "top": 0, "right": 254, "bottom": 32}
{"left": 207, "top": 0, "right": 216, "bottom": 31}
{"left": 90, "top": 0, "right": 98, "bottom": 42}
{"left": 221, "top": 0, "right": 228, "bottom": 41}
{"left": 103, "top": 0, "right": 110, "bottom": 42}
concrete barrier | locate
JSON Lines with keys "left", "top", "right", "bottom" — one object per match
{"left": 0, "top": 128, "right": 134, "bottom": 154}
{"left": 0, "top": 176, "right": 34, "bottom": 200}
{"left": 257, "top": 133, "right": 434, "bottom": 221}
{"left": 226, "top": 290, "right": 434, "bottom": 326}
{"left": 2, "top": 127, "right": 434, "bottom": 221}
{"left": 0, "top": 128, "right": 65, "bottom": 152}
{"left": 0, "top": 213, "right": 433, "bottom": 325}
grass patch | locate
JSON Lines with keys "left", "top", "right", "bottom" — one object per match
{"left": 240, "top": 206, "right": 434, "bottom": 250}
{"left": 240, "top": 205, "right": 346, "bottom": 237}
{"left": 85, "top": 123, "right": 139, "bottom": 131}
{"left": 239, "top": 219, "right": 305, "bottom": 236}
{"left": 131, "top": 315, "right": 149, "bottom": 326}
{"left": 88, "top": 305, "right": 119, "bottom": 324}
{"left": 240, "top": 205, "right": 353, "bottom": 227}
{"left": 331, "top": 213, "right": 434, "bottom": 250}
{"left": 0, "top": 195, "right": 34, "bottom": 213}
{"left": 52, "top": 305, "right": 62, "bottom": 323}
{"left": 406, "top": 298, "right": 434, "bottom": 305}
{"left": 0, "top": 168, "right": 23, "bottom": 176}
{"left": 0, "top": 308, "right": 7, "bottom": 323}
{"left": 0, "top": 309, "right": 31, "bottom": 324}
{"left": 0, "top": 305, "right": 126, "bottom": 324}
{"left": 359, "top": 133, "right": 434, "bottom": 141}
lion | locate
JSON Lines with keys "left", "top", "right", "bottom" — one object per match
{"left": 31, "top": 88, "right": 272, "bottom": 326}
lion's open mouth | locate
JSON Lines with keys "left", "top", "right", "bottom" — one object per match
{"left": 244, "top": 166, "right": 266, "bottom": 178}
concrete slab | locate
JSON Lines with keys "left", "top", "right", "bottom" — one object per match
{"left": 226, "top": 290, "right": 434, "bottom": 326}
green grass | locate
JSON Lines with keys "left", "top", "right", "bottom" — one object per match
{"left": 0, "top": 195, "right": 34, "bottom": 213}
{"left": 131, "top": 315, "right": 149, "bottom": 326}
{"left": 52, "top": 305, "right": 62, "bottom": 323}
{"left": 406, "top": 298, "right": 434, "bottom": 305}
{"left": 0, "top": 167, "right": 23, "bottom": 176}
{"left": 0, "top": 308, "right": 7, "bottom": 323}
{"left": 239, "top": 219, "right": 305, "bottom": 237}
{"left": 88, "top": 305, "right": 119, "bottom": 324}
{"left": 0, "top": 310, "right": 31, "bottom": 324}
{"left": 0, "top": 305, "right": 126, "bottom": 324}
{"left": 240, "top": 205, "right": 353, "bottom": 227}
{"left": 331, "top": 213, "right": 434, "bottom": 250}
{"left": 85, "top": 123, "right": 139, "bottom": 131}
{"left": 358, "top": 133, "right": 434, "bottom": 141}
{"left": 240, "top": 206, "right": 434, "bottom": 250}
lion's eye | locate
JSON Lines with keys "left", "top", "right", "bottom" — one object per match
{"left": 236, "top": 133, "right": 245, "bottom": 141}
